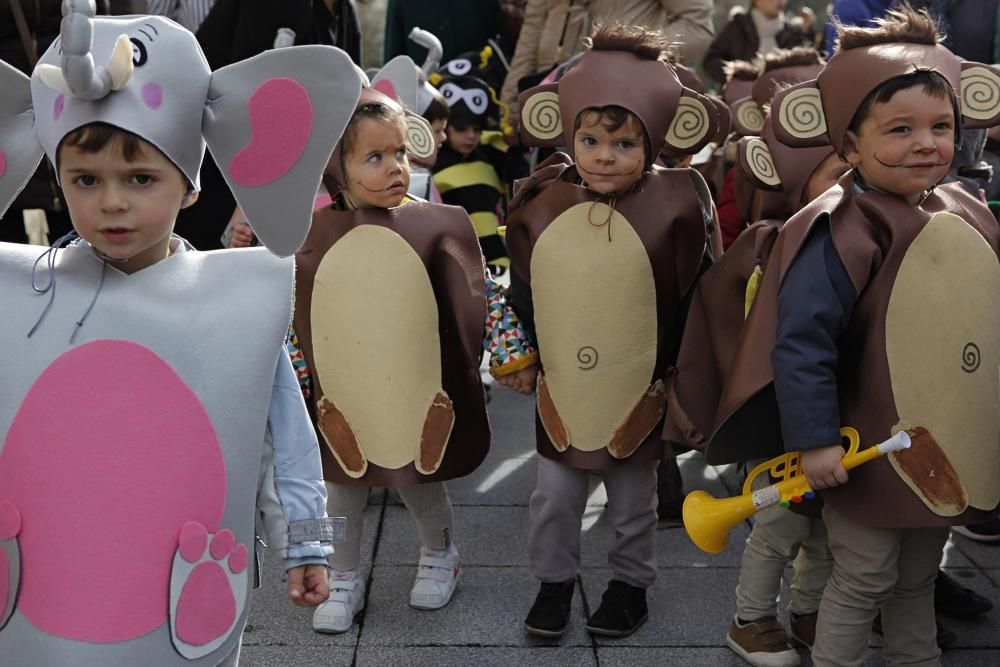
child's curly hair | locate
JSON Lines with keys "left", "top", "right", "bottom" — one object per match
{"left": 585, "top": 23, "right": 673, "bottom": 62}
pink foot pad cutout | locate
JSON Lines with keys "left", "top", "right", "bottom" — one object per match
{"left": 170, "top": 524, "right": 249, "bottom": 659}
{"left": 229, "top": 77, "right": 314, "bottom": 187}
{"left": 0, "top": 500, "right": 21, "bottom": 631}
{"left": 0, "top": 341, "right": 227, "bottom": 643}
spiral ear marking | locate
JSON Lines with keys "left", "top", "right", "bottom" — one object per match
{"left": 745, "top": 138, "right": 781, "bottom": 187}
{"left": 735, "top": 100, "right": 764, "bottom": 133}
{"left": 521, "top": 91, "right": 563, "bottom": 140}
{"left": 666, "top": 96, "right": 710, "bottom": 150}
{"left": 406, "top": 116, "right": 436, "bottom": 159}
{"left": 960, "top": 66, "right": 1000, "bottom": 121}
{"left": 777, "top": 87, "right": 826, "bottom": 139}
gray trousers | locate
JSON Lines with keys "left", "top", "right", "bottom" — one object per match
{"left": 735, "top": 468, "right": 833, "bottom": 620}
{"left": 811, "top": 503, "right": 949, "bottom": 667}
{"left": 528, "top": 455, "right": 658, "bottom": 589}
{"left": 326, "top": 481, "right": 454, "bottom": 571}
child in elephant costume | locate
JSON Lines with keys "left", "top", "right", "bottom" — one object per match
{"left": 0, "top": 3, "right": 364, "bottom": 664}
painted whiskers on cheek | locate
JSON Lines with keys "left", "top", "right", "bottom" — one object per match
{"left": 872, "top": 153, "right": 952, "bottom": 169}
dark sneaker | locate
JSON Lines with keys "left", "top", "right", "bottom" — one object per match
{"left": 953, "top": 518, "right": 1000, "bottom": 543}
{"left": 585, "top": 580, "right": 648, "bottom": 637}
{"left": 524, "top": 580, "right": 575, "bottom": 637}
{"left": 727, "top": 616, "right": 800, "bottom": 667}
{"left": 788, "top": 611, "right": 817, "bottom": 648}
{"left": 873, "top": 612, "right": 956, "bottom": 650}
{"left": 935, "top": 570, "right": 993, "bottom": 618}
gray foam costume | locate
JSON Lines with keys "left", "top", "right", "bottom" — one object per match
{"left": 0, "top": 2, "right": 362, "bottom": 664}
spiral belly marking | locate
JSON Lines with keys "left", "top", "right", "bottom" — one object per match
{"left": 577, "top": 346, "right": 598, "bottom": 371}
{"left": 962, "top": 342, "right": 981, "bottom": 373}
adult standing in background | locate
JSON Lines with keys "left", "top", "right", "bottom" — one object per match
{"left": 821, "top": 0, "right": 892, "bottom": 57}
{"left": 501, "top": 0, "right": 714, "bottom": 115}
{"left": 146, "top": 0, "right": 216, "bottom": 32}
{"left": 383, "top": 0, "right": 513, "bottom": 66}
{"left": 702, "top": 0, "right": 815, "bottom": 87}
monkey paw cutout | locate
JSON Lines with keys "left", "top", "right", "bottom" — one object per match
{"left": 417, "top": 391, "right": 455, "bottom": 475}
{"left": 318, "top": 396, "right": 367, "bottom": 478}
{"left": 609, "top": 380, "right": 666, "bottom": 459}
{"left": 0, "top": 500, "right": 21, "bottom": 632}
{"left": 169, "top": 522, "right": 249, "bottom": 659}
{"left": 537, "top": 373, "right": 571, "bottom": 452}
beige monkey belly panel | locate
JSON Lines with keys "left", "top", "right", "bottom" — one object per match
{"left": 886, "top": 212, "right": 1000, "bottom": 513}
{"left": 311, "top": 226, "right": 443, "bottom": 469}
{"left": 531, "top": 203, "right": 658, "bottom": 452}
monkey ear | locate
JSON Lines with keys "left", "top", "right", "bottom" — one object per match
{"left": 709, "top": 97, "right": 732, "bottom": 144}
{"left": 518, "top": 83, "right": 563, "bottom": 147}
{"left": 663, "top": 90, "right": 717, "bottom": 155}
{"left": 737, "top": 136, "right": 783, "bottom": 191}
{"left": 730, "top": 97, "right": 764, "bottom": 136}
{"left": 959, "top": 62, "right": 1000, "bottom": 128}
{"left": 769, "top": 80, "right": 830, "bottom": 148}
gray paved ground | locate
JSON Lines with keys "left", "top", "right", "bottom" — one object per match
{"left": 242, "top": 389, "right": 1000, "bottom": 666}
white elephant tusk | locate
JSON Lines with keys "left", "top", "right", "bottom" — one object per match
{"left": 107, "top": 34, "right": 134, "bottom": 91}
{"left": 36, "top": 64, "right": 74, "bottom": 97}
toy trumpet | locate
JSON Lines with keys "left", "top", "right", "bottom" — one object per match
{"left": 683, "top": 427, "right": 911, "bottom": 554}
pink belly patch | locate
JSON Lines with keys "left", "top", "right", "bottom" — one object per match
{"left": 229, "top": 77, "right": 314, "bottom": 187}
{"left": 0, "top": 340, "right": 227, "bottom": 643}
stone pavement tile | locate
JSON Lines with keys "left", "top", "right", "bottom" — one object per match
{"left": 578, "top": 509, "right": 750, "bottom": 569}
{"left": 359, "top": 565, "right": 593, "bottom": 648}
{"left": 950, "top": 533, "right": 1000, "bottom": 571}
{"left": 486, "top": 389, "right": 539, "bottom": 459}
{"left": 356, "top": 646, "right": 596, "bottom": 666}
{"left": 580, "top": 567, "right": 741, "bottom": 647}
{"left": 376, "top": 505, "right": 528, "bottom": 567}
{"left": 445, "top": 453, "right": 536, "bottom": 507}
{"left": 240, "top": 645, "right": 355, "bottom": 666}
{"left": 942, "top": 649, "right": 1000, "bottom": 665}
{"left": 941, "top": 535, "right": 977, "bottom": 568}
{"left": 597, "top": 647, "right": 752, "bottom": 666}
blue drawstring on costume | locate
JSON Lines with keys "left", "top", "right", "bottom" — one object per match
{"left": 27, "top": 231, "right": 116, "bottom": 343}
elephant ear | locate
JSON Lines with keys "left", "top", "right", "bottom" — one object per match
{"left": 959, "top": 62, "right": 1000, "bottom": 129}
{"left": 405, "top": 112, "right": 438, "bottom": 168}
{"left": 371, "top": 55, "right": 420, "bottom": 111}
{"left": 0, "top": 61, "right": 44, "bottom": 221}
{"left": 518, "top": 83, "right": 563, "bottom": 148}
{"left": 737, "top": 136, "right": 783, "bottom": 191}
{"left": 663, "top": 89, "right": 717, "bottom": 156}
{"left": 204, "top": 45, "right": 362, "bottom": 258}
{"left": 769, "top": 80, "right": 830, "bottom": 148}
{"left": 730, "top": 97, "right": 764, "bottom": 137}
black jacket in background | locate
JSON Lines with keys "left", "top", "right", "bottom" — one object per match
{"left": 702, "top": 10, "right": 814, "bottom": 88}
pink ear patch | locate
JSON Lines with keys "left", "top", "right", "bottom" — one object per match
{"left": 142, "top": 83, "right": 163, "bottom": 110}
{"left": 0, "top": 340, "right": 227, "bottom": 643}
{"left": 0, "top": 147, "right": 6, "bottom": 178}
{"left": 229, "top": 78, "right": 314, "bottom": 187}
{"left": 373, "top": 80, "right": 399, "bottom": 100}
{"left": 54, "top": 95, "right": 65, "bottom": 121}
{"left": 313, "top": 193, "right": 333, "bottom": 211}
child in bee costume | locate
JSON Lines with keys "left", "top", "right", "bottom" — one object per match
{"left": 292, "top": 83, "right": 537, "bottom": 634}
{"left": 703, "top": 7, "right": 1000, "bottom": 666}
{"left": 0, "top": 2, "right": 363, "bottom": 665}
{"left": 505, "top": 24, "right": 720, "bottom": 638}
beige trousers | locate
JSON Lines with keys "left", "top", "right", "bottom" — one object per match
{"left": 734, "top": 493, "right": 832, "bottom": 620}
{"left": 811, "top": 503, "right": 949, "bottom": 667}
{"left": 325, "top": 481, "right": 454, "bottom": 571}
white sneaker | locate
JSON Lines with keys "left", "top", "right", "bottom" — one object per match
{"left": 312, "top": 569, "right": 365, "bottom": 634}
{"left": 409, "top": 545, "right": 461, "bottom": 610}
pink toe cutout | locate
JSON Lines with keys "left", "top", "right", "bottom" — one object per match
{"left": 228, "top": 544, "right": 249, "bottom": 574}
{"left": 0, "top": 500, "right": 20, "bottom": 540}
{"left": 175, "top": 562, "right": 237, "bottom": 646}
{"left": 209, "top": 529, "right": 235, "bottom": 561}
{"left": 179, "top": 522, "right": 209, "bottom": 563}
{"left": 229, "top": 78, "right": 314, "bottom": 187}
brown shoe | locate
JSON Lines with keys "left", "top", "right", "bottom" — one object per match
{"left": 789, "top": 611, "right": 817, "bottom": 648}
{"left": 726, "top": 616, "right": 801, "bottom": 667}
